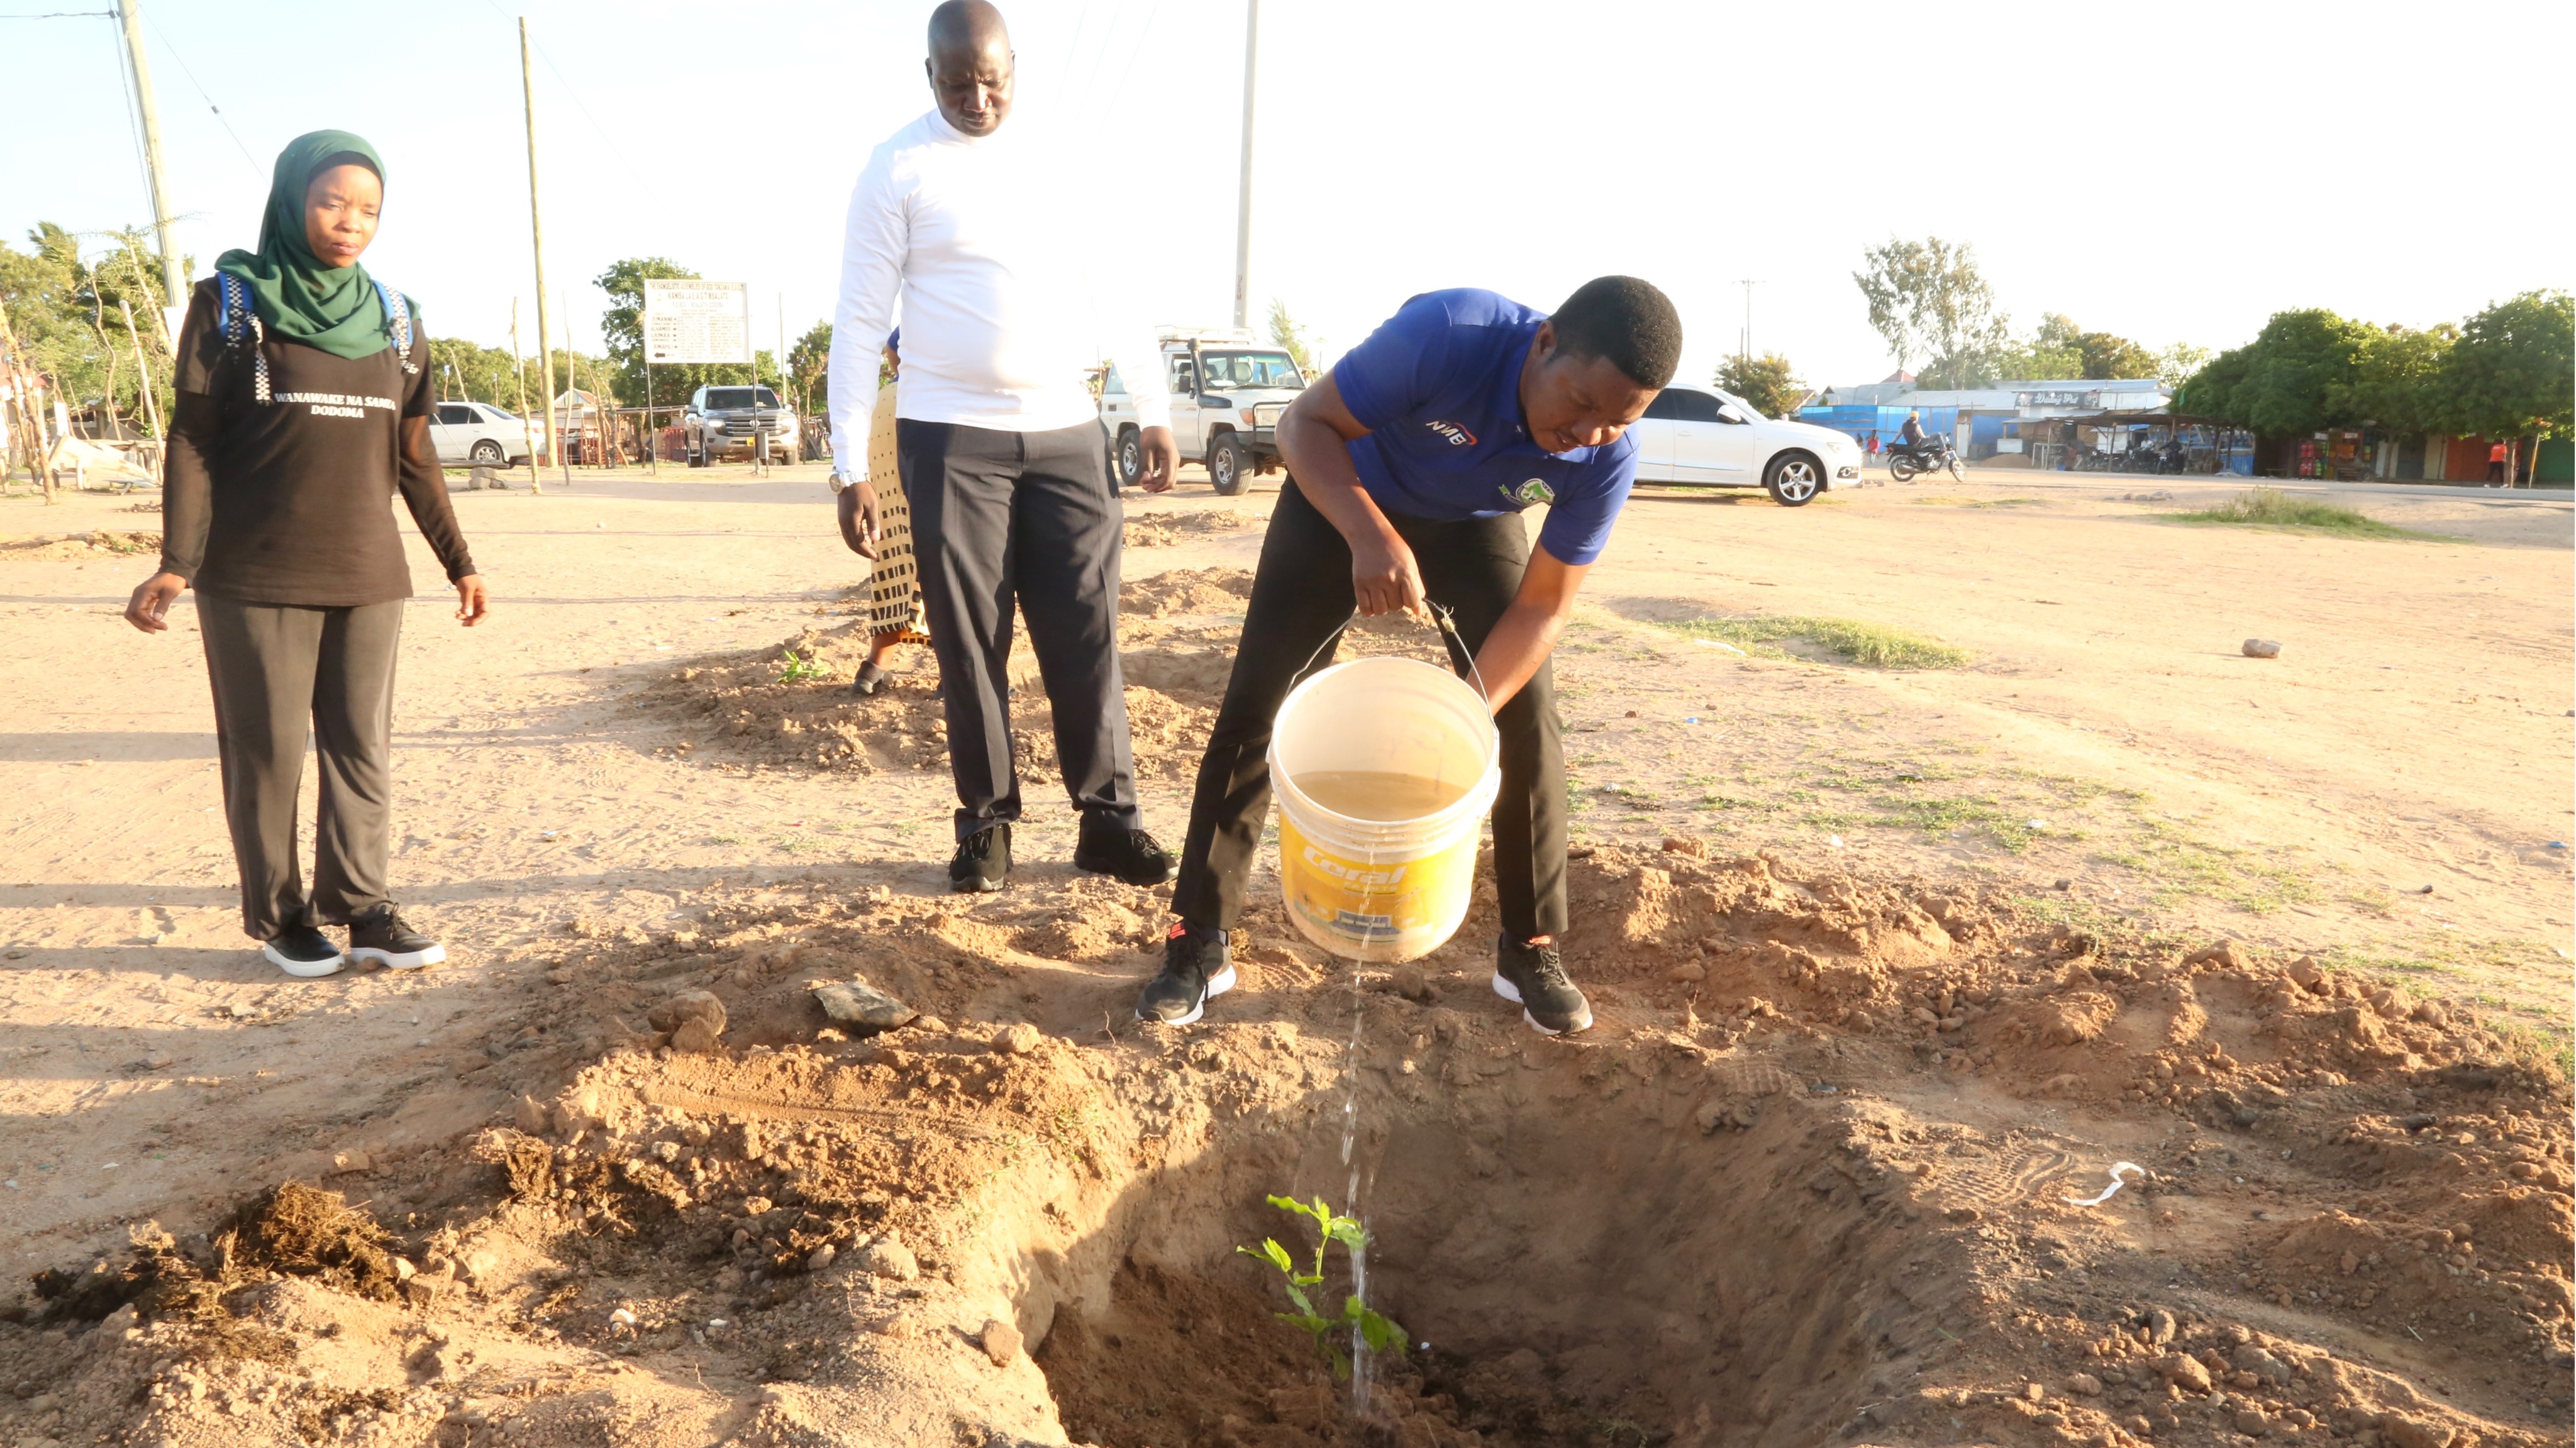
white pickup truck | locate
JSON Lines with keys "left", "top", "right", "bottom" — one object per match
{"left": 1097, "top": 327, "right": 1307, "bottom": 495}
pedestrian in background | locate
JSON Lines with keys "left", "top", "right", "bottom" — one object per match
{"left": 827, "top": 0, "right": 1182, "bottom": 893}
{"left": 123, "top": 130, "right": 487, "bottom": 980}
{"left": 836, "top": 328, "right": 928, "bottom": 694}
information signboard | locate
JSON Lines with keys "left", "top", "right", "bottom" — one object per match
{"left": 643, "top": 280, "right": 752, "bottom": 365}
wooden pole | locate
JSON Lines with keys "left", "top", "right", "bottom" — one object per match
{"left": 520, "top": 18, "right": 558, "bottom": 475}
{"left": 118, "top": 297, "right": 164, "bottom": 460}
{"left": 0, "top": 296, "right": 57, "bottom": 502}
{"left": 116, "top": 0, "right": 187, "bottom": 314}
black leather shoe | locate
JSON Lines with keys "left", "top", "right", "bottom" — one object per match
{"left": 1073, "top": 821, "right": 1178, "bottom": 886}
{"left": 1136, "top": 924, "right": 1234, "bottom": 1025}
{"left": 1493, "top": 934, "right": 1592, "bottom": 1036}
{"left": 262, "top": 924, "right": 345, "bottom": 979}
{"left": 347, "top": 904, "right": 445, "bottom": 971}
{"left": 950, "top": 823, "right": 1011, "bottom": 893}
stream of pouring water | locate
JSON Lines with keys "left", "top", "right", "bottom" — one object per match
{"left": 1341, "top": 932, "right": 1372, "bottom": 1416}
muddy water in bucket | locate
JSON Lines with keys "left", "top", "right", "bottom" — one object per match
{"left": 1269, "top": 655, "right": 1501, "bottom": 964}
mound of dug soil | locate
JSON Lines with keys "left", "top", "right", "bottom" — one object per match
{"left": 7, "top": 846, "right": 2566, "bottom": 1448}
{"left": 1124, "top": 508, "right": 1270, "bottom": 552}
{"left": 0, "top": 529, "right": 162, "bottom": 561}
{"left": 1120, "top": 565, "right": 1255, "bottom": 619}
{"left": 634, "top": 569, "right": 1282, "bottom": 779}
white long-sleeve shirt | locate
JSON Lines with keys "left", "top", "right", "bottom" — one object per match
{"left": 827, "top": 108, "right": 1170, "bottom": 481}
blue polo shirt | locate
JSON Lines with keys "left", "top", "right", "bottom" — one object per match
{"left": 1331, "top": 288, "right": 1638, "bottom": 566}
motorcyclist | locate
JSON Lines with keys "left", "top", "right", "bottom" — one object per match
{"left": 1896, "top": 409, "right": 1929, "bottom": 460}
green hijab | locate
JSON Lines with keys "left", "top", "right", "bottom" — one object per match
{"left": 213, "top": 129, "right": 418, "bottom": 359}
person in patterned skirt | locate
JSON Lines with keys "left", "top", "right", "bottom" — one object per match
{"left": 835, "top": 328, "right": 930, "bottom": 694}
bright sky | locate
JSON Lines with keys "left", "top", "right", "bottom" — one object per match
{"left": 8, "top": 0, "right": 2568, "bottom": 392}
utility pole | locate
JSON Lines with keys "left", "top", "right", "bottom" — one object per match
{"left": 1230, "top": 0, "right": 1258, "bottom": 331}
{"left": 1737, "top": 279, "right": 1759, "bottom": 364}
{"left": 115, "top": 0, "right": 186, "bottom": 314}
{"left": 519, "top": 17, "right": 558, "bottom": 474}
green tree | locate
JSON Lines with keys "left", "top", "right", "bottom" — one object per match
{"left": 2074, "top": 328, "right": 2159, "bottom": 380}
{"left": 1714, "top": 352, "right": 1804, "bottom": 419}
{"left": 1267, "top": 298, "right": 1313, "bottom": 372}
{"left": 1, "top": 223, "right": 179, "bottom": 436}
{"left": 1983, "top": 313, "right": 2084, "bottom": 382}
{"left": 2332, "top": 324, "right": 2455, "bottom": 434}
{"left": 1854, "top": 236, "right": 2007, "bottom": 386}
{"left": 2440, "top": 290, "right": 2573, "bottom": 450}
{"left": 2173, "top": 309, "right": 2375, "bottom": 435}
{"left": 2153, "top": 342, "right": 2211, "bottom": 386}
{"left": 786, "top": 319, "right": 833, "bottom": 419}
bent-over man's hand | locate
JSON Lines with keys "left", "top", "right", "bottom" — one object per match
{"left": 1350, "top": 533, "right": 1430, "bottom": 623}
{"left": 125, "top": 572, "right": 185, "bottom": 634}
{"left": 1136, "top": 426, "right": 1180, "bottom": 493}
{"left": 455, "top": 575, "right": 489, "bottom": 627}
{"left": 836, "top": 480, "right": 882, "bottom": 559}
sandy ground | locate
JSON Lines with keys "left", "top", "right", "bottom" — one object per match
{"left": 0, "top": 461, "right": 2568, "bottom": 1447}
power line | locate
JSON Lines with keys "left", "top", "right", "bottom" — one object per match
{"left": 1107, "top": 0, "right": 1165, "bottom": 103}
{"left": 0, "top": 10, "right": 116, "bottom": 17}
{"left": 142, "top": 11, "right": 262, "bottom": 178}
{"left": 482, "top": 0, "right": 614, "bottom": 149}
{"left": 106, "top": 8, "right": 155, "bottom": 232}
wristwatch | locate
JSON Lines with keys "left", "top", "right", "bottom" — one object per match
{"left": 827, "top": 472, "right": 849, "bottom": 495}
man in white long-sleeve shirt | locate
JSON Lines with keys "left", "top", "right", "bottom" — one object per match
{"left": 828, "top": 0, "right": 1180, "bottom": 894}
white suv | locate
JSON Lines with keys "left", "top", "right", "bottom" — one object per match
{"left": 1099, "top": 328, "right": 1306, "bottom": 495}
{"left": 428, "top": 401, "right": 536, "bottom": 466}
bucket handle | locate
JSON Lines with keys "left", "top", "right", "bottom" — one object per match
{"left": 1290, "top": 600, "right": 1492, "bottom": 709}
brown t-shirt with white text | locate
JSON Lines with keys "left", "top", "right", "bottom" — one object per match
{"left": 160, "top": 276, "right": 477, "bottom": 606}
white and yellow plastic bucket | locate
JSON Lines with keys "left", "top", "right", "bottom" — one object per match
{"left": 1270, "top": 655, "right": 1500, "bottom": 963}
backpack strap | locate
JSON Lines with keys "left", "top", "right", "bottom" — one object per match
{"left": 375, "top": 281, "right": 419, "bottom": 377}
{"left": 216, "top": 273, "right": 271, "bottom": 404}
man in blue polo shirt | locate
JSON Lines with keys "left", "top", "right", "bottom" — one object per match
{"left": 1138, "top": 277, "right": 1681, "bottom": 1034}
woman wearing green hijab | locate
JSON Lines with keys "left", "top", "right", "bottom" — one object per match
{"left": 124, "top": 130, "right": 488, "bottom": 980}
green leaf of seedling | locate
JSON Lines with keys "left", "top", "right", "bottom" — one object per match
{"left": 1260, "top": 1238, "right": 1293, "bottom": 1274}
{"left": 1292, "top": 1269, "right": 1323, "bottom": 1288}
{"left": 1326, "top": 1219, "right": 1370, "bottom": 1251}
{"left": 1357, "top": 1308, "right": 1407, "bottom": 1355}
{"left": 1265, "top": 1193, "right": 1305, "bottom": 1216}
{"left": 1284, "top": 1283, "right": 1314, "bottom": 1317}
{"left": 1330, "top": 1347, "right": 1352, "bottom": 1381}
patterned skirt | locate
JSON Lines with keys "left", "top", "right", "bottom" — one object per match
{"left": 866, "top": 469, "right": 930, "bottom": 644}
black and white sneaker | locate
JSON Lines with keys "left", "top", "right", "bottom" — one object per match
{"left": 1135, "top": 924, "right": 1235, "bottom": 1025}
{"left": 1492, "top": 934, "right": 1592, "bottom": 1036}
{"left": 1073, "top": 821, "right": 1179, "bottom": 886}
{"left": 263, "top": 924, "right": 346, "bottom": 979}
{"left": 950, "top": 823, "right": 1011, "bottom": 893}
{"left": 347, "top": 905, "right": 445, "bottom": 971}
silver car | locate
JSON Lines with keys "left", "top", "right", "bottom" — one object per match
{"left": 428, "top": 401, "right": 536, "bottom": 467}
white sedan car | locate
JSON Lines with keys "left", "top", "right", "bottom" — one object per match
{"left": 428, "top": 401, "right": 536, "bottom": 467}
{"left": 1627, "top": 386, "right": 1862, "bottom": 506}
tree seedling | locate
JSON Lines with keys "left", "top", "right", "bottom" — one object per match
{"left": 1237, "top": 1194, "right": 1406, "bottom": 1379}
{"left": 775, "top": 648, "right": 831, "bottom": 685}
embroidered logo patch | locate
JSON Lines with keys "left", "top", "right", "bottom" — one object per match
{"left": 1507, "top": 477, "right": 1555, "bottom": 507}
{"left": 1424, "top": 419, "right": 1477, "bottom": 447}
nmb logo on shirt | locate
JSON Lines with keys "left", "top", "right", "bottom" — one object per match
{"left": 275, "top": 391, "right": 398, "bottom": 420}
{"left": 1423, "top": 419, "right": 1477, "bottom": 448}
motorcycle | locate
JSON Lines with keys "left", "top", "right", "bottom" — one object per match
{"left": 1886, "top": 436, "right": 1963, "bottom": 483}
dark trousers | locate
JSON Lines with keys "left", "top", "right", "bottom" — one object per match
{"left": 897, "top": 418, "right": 1140, "bottom": 841}
{"left": 196, "top": 594, "right": 404, "bottom": 940}
{"left": 1172, "top": 480, "right": 1568, "bottom": 940}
